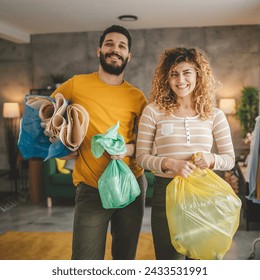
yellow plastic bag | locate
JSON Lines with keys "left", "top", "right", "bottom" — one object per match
{"left": 166, "top": 168, "right": 242, "bottom": 260}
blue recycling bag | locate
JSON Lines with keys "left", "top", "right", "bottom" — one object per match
{"left": 17, "top": 95, "right": 71, "bottom": 160}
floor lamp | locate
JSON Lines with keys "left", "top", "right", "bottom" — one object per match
{"left": 3, "top": 102, "right": 21, "bottom": 198}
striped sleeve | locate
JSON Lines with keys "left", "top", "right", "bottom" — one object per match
{"left": 136, "top": 104, "right": 166, "bottom": 173}
{"left": 212, "top": 108, "right": 235, "bottom": 170}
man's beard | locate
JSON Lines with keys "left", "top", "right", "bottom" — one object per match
{"left": 99, "top": 51, "right": 128, "bottom": 76}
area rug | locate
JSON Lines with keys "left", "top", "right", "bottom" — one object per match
{"left": 0, "top": 231, "right": 155, "bottom": 260}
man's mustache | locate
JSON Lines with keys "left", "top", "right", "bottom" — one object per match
{"left": 105, "top": 52, "right": 123, "bottom": 61}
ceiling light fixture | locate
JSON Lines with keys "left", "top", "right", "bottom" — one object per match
{"left": 118, "top": 15, "right": 138, "bottom": 22}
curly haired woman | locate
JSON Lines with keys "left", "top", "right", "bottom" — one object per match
{"left": 136, "top": 47, "right": 235, "bottom": 260}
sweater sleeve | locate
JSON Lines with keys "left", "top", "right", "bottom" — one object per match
{"left": 50, "top": 77, "right": 74, "bottom": 101}
{"left": 136, "top": 104, "right": 166, "bottom": 173}
{"left": 212, "top": 109, "right": 235, "bottom": 171}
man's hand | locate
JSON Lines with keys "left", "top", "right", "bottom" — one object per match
{"left": 110, "top": 144, "right": 135, "bottom": 160}
{"left": 58, "top": 151, "right": 79, "bottom": 160}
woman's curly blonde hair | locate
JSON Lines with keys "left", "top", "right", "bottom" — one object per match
{"left": 150, "top": 47, "right": 217, "bottom": 119}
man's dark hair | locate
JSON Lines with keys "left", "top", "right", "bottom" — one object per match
{"left": 99, "top": 25, "right": 132, "bottom": 51}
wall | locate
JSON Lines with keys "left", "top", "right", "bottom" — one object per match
{"left": 0, "top": 25, "right": 259, "bottom": 168}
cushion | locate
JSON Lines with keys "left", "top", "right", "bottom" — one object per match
{"left": 55, "top": 158, "right": 71, "bottom": 174}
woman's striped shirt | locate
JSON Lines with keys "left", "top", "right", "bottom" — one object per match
{"left": 136, "top": 102, "right": 235, "bottom": 178}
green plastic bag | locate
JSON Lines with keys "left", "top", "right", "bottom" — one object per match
{"left": 166, "top": 168, "right": 241, "bottom": 260}
{"left": 91, "top": 122, "right": 140, "bottom": 209}
{"left": 91, "top": 121, "right": 127, "bottom": 158}
{"left": 98, "top": 159, "right": 141, "bottom": 209}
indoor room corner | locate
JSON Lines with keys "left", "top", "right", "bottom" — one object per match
{"left": 0, "top": 0, "right": 260, "bottom": 261}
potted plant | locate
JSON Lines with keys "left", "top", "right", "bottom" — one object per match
{"left": 236, "top": 86, "right": 259, "bottom": 138}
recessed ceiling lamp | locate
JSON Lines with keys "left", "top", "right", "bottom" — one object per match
{"left": 118, "top": 15, "right": 138, "bottom": 21}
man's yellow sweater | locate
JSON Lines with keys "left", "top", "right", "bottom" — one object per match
{"left": 51, "top": 72, "right": 147, "bottom": 188}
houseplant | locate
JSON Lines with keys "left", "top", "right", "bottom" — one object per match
{"left": 236, "top": 86, "right": 259, "bottom": 138}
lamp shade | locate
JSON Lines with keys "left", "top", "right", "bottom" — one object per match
{"left": 219, "top": 98, "right": 236, "bottom": 115}
{"left": 3, "top": 102, "right": 20, "bottom": 118}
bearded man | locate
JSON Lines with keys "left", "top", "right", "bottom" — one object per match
{"left": 51, "top": 25, "right": 147, "bottom": 260}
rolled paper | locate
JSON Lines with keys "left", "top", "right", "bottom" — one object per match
{"left": 59, "top": 103, "right": 89, "bottom": 151}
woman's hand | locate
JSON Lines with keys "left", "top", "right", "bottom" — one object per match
{"left": 110, "top": 144, "right": 135, "bottom": 160}
{"left": 193, "top": 153, "right": 214, "bottom": 170}
{"left": 162, "top": 158, "right": 196, "bottom": 178}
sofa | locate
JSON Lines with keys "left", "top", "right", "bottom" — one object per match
{"left": 43, "top": 158, "right": 155, "bottom": 207}
{"left": 43, "top": 158, "right": 76, "bottom": 207}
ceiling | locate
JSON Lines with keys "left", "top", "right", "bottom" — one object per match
{"left": 0, "top": 0, "right": 260, "bottom": 43}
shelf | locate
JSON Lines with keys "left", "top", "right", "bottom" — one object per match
{"left": 30, "top": 88, "right": 54, "bottom": 96}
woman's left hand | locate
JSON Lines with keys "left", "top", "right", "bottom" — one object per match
{"left": 193, "top": 153, "right": 214, "bottom": 170}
